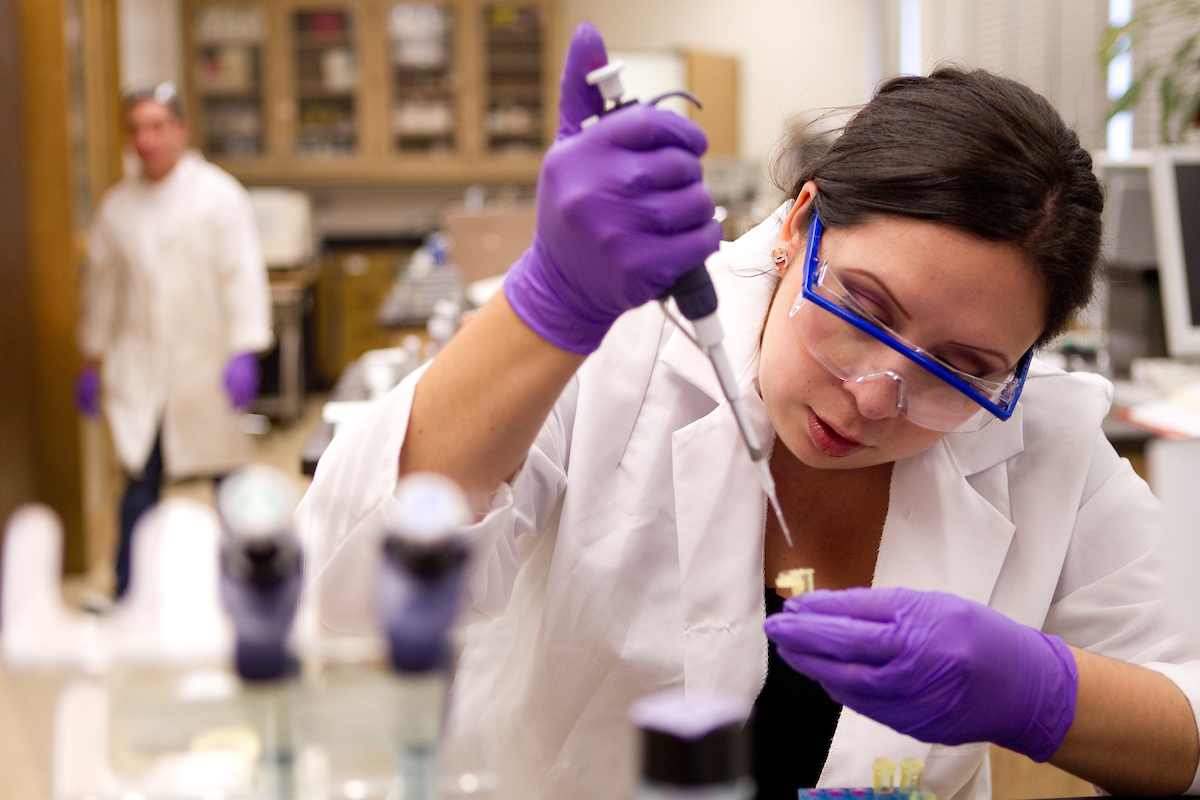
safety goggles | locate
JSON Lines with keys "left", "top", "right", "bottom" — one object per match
{"left": 788, "top": 211, "right": 1033, "bottom": 433}
{"left": 123, "top": 81, "right": 185, "bottom": 119}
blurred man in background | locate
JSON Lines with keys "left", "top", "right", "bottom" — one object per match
{"left": 75, "top": 82, "right": 272, "bottom": 599}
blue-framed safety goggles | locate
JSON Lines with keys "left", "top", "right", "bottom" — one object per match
{"left": 788, "top": 211, "right": 1033, "bottom": 433}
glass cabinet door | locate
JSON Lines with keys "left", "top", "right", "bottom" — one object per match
{"left": 193, "top": 5, "right": 266, "bottom": 158}
{"left": 294, "top": 8, "right": 358, "bottom": 156}
{"left": 483, "top": 5, "right": 544, "bottom": 153}
{"left": 389, "top": 3, "right": 455, "bottom": 152}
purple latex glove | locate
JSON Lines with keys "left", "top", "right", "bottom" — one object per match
{"left": 504, "top": 21, "right": 724, "bottom": 355}
{"left": 224, "top": 352, "right": 260, "bottom": 410}
{"left": 75, "top": 364, "right": 101, "bottom": 418}
{"left": 763, "top": 587, "right": 1078, "bottom": 762}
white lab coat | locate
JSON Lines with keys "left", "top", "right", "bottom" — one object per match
{"left": 79, "top": 151, "right": 273, "bottom": 478}
{"left": 296, "top": 209, "right": 1200, "bottom": 800}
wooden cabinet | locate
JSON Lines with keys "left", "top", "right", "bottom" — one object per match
{"left": 313, "top": 247, "right": 410, "bottom": 385}
{"left": 182, "top": 0, "right": 556, "bottom": 186}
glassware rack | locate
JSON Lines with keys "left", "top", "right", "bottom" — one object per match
{"left": 483, "top": 4, "right": 544, "bottom": 153}
{"left": 193, "top": 5, "right": 267, "bottom": 158}
{"left": 184, "top": 0, "right": 556, "bottom": 182}
{"left": 389, "top": 3, "right": 456, "bottom": 152}
{"left": 294, "top": 8, "right": 358, "bottom": 156}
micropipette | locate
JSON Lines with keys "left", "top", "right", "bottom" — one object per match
{"left": 585, "top": 62, "right": 793, "bottom": 547}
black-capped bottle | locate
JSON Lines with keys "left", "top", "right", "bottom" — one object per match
{"left": 216, "top": 464, "right": 303, "bottom": 682}
{"left": 377, "top": 471, "right": 473, "bottom": 800}
{"left": 630, "top": 690, "right": 755, "bottom": 800}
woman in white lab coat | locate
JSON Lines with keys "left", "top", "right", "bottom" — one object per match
{"left": 297, "top": 24, "right": 1200, "bottom": 800}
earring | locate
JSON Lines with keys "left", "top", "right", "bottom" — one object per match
{"left": 772, "top": 247, "right": 789, "bottom": 272}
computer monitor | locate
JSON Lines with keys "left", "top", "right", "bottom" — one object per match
{"left": 1151, "top": 149, "right": 1200, "bottom": 357}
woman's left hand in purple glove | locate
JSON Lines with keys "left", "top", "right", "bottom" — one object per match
{"left": 224, "top": 352, "right": 260, "bottom": 410}
{"left": 763, "top": 587, "right": 1078, "bottom": 762}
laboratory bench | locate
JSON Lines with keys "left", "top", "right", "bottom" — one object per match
{"left": 302, "top": 355, "right": 363, "bottom": 476}
{"left": 1104, "top": 412, "right": 1154, "bottom": 480}
{"left": 301, "top": 324, "right": 428, "bottom": 475}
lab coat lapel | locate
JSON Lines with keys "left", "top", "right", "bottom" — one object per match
{"left": 578, "top": 302, "right": 667, "bottom": 466}
{"left": 875, "top": 407, "right": 1025, "bottom": 604}
{"left": 657, "top": 215, "right": 783, "bottom": 405}
{"left": 670, "top": 372, "right": 772, "bottom": 700}
{"left": 659, "top": 225, "right": 782, "bottom": 700}
{"left": 823, "top": 408, "right": 1027, "bottom": 797}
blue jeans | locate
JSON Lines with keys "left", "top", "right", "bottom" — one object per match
{"left": 115, "top": 434, "right": 163, "bottom": 598}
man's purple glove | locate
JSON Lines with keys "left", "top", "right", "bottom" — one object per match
{"left": 763, "top": 587, "right": 1078, "bottom": 762}
{"left": 75, "top": 365, "right": 101, "bottom": 418}
{"left": 504, "top": 21, "right": 724, "bottom": 355}
{"left": 224, "top": 352, "right": 260, "bottom": 410}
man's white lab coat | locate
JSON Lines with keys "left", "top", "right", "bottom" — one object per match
{"left": 79, "top": 151, "right": 273, "bottom": 477}
{"left": 297, "top": 210, "right": 1200, "bottom": 800}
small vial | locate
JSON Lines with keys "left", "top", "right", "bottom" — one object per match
{"left": 776, "top": 568, "right": 815, "bottom": 598}
{"left": 898, "top": 758, "right": 924, "bottom": 793}
{"left": 873, "top": 758, "right": 896, "bottom": 794}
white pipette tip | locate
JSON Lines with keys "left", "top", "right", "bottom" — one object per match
{"left": 754, "top": 458, "right": 792, "bottom": 547}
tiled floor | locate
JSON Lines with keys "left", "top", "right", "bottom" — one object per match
{"left": 0, "top": 397, "right": 325, "bottom": 800}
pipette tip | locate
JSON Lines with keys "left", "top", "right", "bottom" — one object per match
{"left": 769, "top": 494, "right": 793, "bottom": 548}
{"left": 753, "top": 457, "right": 793, "bottom": 547}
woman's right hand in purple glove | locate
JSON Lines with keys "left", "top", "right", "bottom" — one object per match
{"left": 75, "top": 364, "right": 101, "bottom": 418}
{"left": 504, "top": 22, "right": 724, "bottom": 355}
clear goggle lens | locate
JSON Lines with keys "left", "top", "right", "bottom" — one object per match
{"left": 789, "top": 260, "right": 1027, "bottom": 433}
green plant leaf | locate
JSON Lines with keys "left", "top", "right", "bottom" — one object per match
{"left": 1162, "top": 74, "right": 1180, "bottom": 143}
{"left": 1175, "top": 77, "right": 1200, "bottom": 141}
{"left": 1107, "top": 69, "right": 1156, "bottom": 121}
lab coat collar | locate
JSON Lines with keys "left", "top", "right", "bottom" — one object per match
{"left": 658, "top": 209, "right": 785, "bottom": 404}
{"left": 134, "top": 148, "right": 201, "bottom": 190}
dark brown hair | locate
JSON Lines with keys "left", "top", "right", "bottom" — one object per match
{"left": 783, "top": 68, "right": 1104, "bottom": 348}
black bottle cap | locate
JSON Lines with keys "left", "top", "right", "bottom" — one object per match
{"left": 632, "top": 690, "right": 751, "bottom": 787}
{"left": 223, "top": 531, "right": 301, "bottom": 586}
{"left": 383, "top": 535, "right": 468, "bottom": 578}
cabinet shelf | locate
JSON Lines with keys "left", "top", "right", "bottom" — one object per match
{"left": 297, "top": 85, "right": 358, "bottom": 98}
{"left": 295, "top": 35, "right": 354, "bottom": 48}
{"left": 184, "top": 0, "right": 555, "bottom": 184}
{"left": 199, "top": 90, "right": 261, "bottom": 100}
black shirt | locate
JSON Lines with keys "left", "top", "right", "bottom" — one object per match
{"left": 753, "top": 586, "right": 843, "bottom": 800}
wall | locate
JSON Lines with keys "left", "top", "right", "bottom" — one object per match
{"left": 117, "top": 0, "right": 181, "bottom": 90}
{"left": 559, "top": 0, "right": 874, "bottom": 177}
{"left": 921, "top": 0, "right": 1109, "bottom": 151}
{"left": 1121, "top": 4, "right": 1200, "bottom": 149}
{"left": 17, "top": 0, "right": 86, "bottom": 570}
{"left": 0, "top": 0, "right": 37, "bottom": 534}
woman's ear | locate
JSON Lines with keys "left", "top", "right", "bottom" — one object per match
{"left": 773, "top": 181, "right": 819, "bottom": 275}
